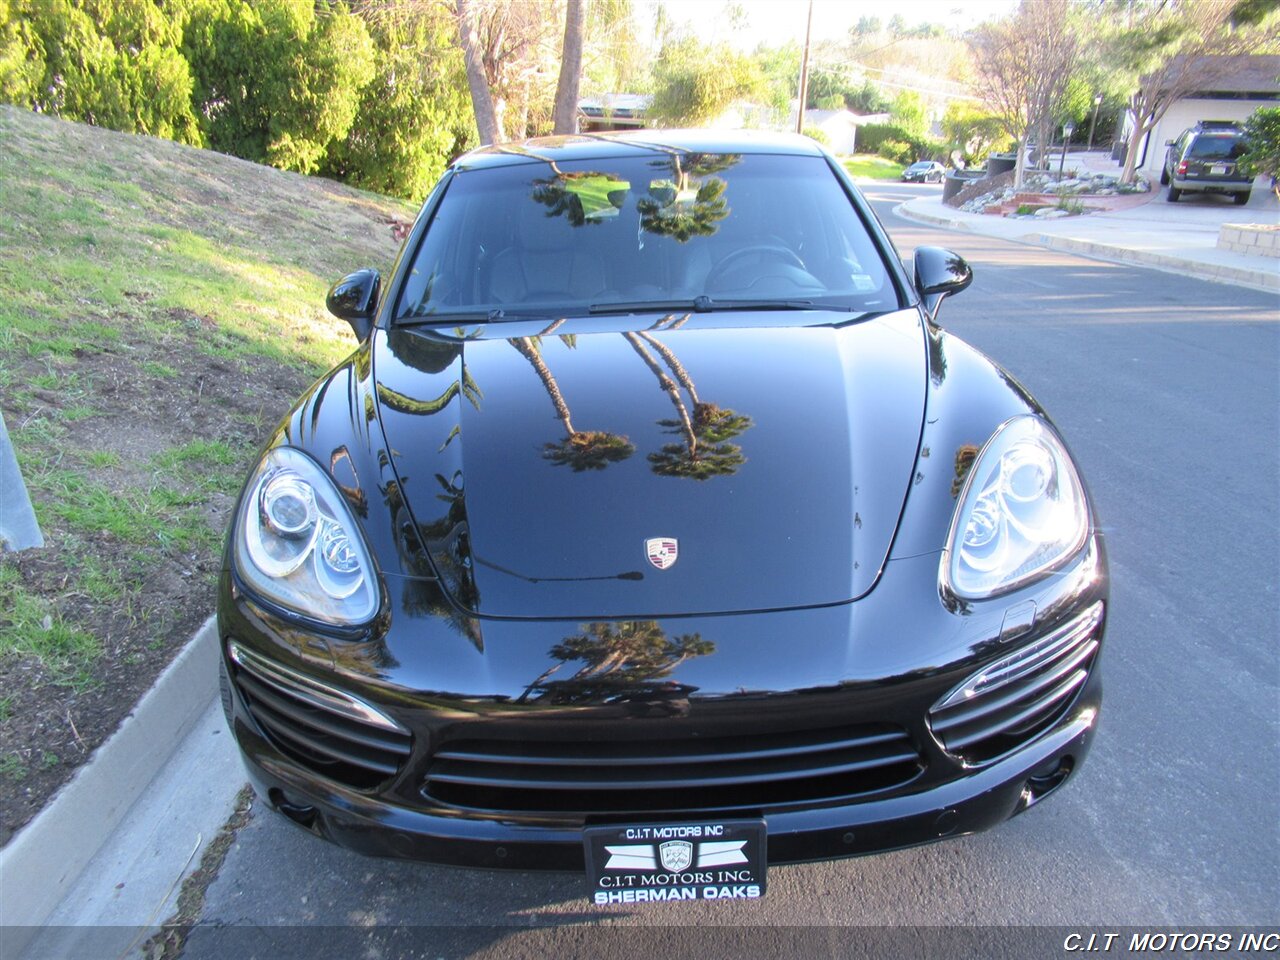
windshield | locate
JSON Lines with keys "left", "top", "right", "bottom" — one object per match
{"left": 394, "top": 151, "right": 899, "bottom": 321}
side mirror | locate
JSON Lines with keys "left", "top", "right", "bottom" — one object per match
{"left": 1164, "top": 139, "right": 1175, "bottom": 146}
{"left": 913, "top": 246, "right": 972, "bottom": 321}
{"left": 326, "top": 269, "right": 381, "bottom": 341}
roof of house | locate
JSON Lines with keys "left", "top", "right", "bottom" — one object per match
{"left": 1171, "top": 54, "right": 1280, "bottom": 95}
{"left": 578, "top": 94, "right": 653, "bottom": 119}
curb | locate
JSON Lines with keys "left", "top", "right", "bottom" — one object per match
{"left": 893, "top": 203, "right": 1279, "bottom": 294}
{"left": 1031, "top": 234, "right": 1279, "bottom": 293}
{"left": 894, "top": 204, "right": 972, "bottom": 234}
{"left": 0, "top": 616, "right": 217, "bottom": 953}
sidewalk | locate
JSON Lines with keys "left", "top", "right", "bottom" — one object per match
{"left": 0, "top": 619, "right": 244, "bottom": 960}
{"left": 896, "top": 155, "right": 1278, "bottom": 293}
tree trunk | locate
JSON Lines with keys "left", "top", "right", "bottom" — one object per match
{"left": 1013, "top": 129, "right": 1028, "bottom": 190}
{"left": 624, "top": 333, "right": 697, "bottom": 457}
{"left": 1120, "top": 132, "right": 1141, "bottom": 185}
{"left": 1035, "top": 114, "right": 1050, "bottom": 171}
{"left": 513, "top": 338, "right": 575, "bottom": 435}
{"left": 1120, "top": 94, "right": 1151, "bottom": 186}
{"left": 455, "top": 0, "right": 502, "bottom": 145}
{"left": 637, "top": 332, "right": 700, "bottom": 405}
{"left": 552, "top": 0, "right": 585, "bottom": 135}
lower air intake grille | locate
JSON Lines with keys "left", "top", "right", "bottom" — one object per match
{"left": 929, "top": 602, "right": 1103, "bottom": 764}
{"left": 228, "top": 641, "right": 411, "bottom": 790}
{"left": 423, "top": 722, "right": 922, "bottom": 815}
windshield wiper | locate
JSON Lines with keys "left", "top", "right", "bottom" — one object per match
{"left": 398, "top": 308, "right": 547, "bottom": 326}
{"left": 589, "top": 296, "right": 828, "bottom": 315}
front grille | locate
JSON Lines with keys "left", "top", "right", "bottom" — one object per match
{"left": 228, "top": 641, "right": 412, "bottom": 790}
{"left": 423, "top": 722, "right": 922, "bottom": 814}
{"left": 929, "top": 602, "right": 1103, "bottom": 764}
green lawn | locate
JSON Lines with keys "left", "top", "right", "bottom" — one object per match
{"left": 0, "top": 106, "right": 415, "bottom": 830}
{"left": 840, "top": 154, "right": 906, "bottom": 180}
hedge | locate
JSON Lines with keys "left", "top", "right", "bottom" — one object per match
{"left": 857, "top": 122, "right": 945, "bottom": 162}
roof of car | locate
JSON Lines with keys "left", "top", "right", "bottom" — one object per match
{"left": 453, "top": 129, "right": 826, "bottom": 170}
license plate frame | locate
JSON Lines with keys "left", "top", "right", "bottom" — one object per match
{"left": 584, "top": 818, "right": 767, "bottom": 904}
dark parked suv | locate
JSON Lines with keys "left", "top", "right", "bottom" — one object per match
{"left": 1161, "top": 121, "right": 1253, "bottom": 204}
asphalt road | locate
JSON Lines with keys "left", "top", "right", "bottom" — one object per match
{"left": 181, "top": 183, "right": 1280, "bottom": 959}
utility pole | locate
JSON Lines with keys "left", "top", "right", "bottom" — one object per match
{"left": 795, "top": 0, "right": 814, "bottom": 134}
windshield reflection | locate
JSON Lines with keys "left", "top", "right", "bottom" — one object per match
{"left": 635, "top": 152, "right": 740, "bottom": 243}
{"left": 394, "top": 151, "right": 896, "bottom": 321}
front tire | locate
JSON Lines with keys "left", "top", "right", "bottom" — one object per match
{"left": 1233, "top": 190, "right": 1251, "bottom": 206}
{"left": 1167, "top": 186, "right": 1181, "bottom": 202}
{"left": 1160, "top": 167, "right": 1169, "bottom": 186}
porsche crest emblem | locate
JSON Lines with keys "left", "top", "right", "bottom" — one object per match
{"left": 645, "top": 537, "right": 679, "bottom": 570}
{"left": 659, "top": 840, "right": 693, "bottom": 872}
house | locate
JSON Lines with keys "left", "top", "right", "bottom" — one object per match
{"left": 1125, "top": 55, "right": 1280, "bottom": 177}
{"left": 704, "top": 100, "right": 779, "bottom": 132}
{"left": 578, "top": 94, "right": 651, "bottom": 132}
{"left": 785, "top": 109, "right": 892, "bottom": 155}
{"left": 799, "top": 109, "right": 861, "bottom": 154}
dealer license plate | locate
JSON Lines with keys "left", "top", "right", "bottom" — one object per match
{"left": 584, "top": 819, "right": 767, "bottom": 904}
{"left": 1210, "top": 164, "right": 1227, "bottom": 175}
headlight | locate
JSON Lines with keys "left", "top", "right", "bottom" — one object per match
{"left": 233, "top": 447, "right": 379, "bottom": 625}
{"left": 942, "top": 416, "right": 1088, "bottom": 599}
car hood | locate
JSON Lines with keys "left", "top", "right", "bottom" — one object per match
{"left": 372, "top": 310, "right": 927, "bottom": 620}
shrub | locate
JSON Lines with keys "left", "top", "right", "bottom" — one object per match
{"left": 6, "top": 0, "right": 203, "bottom": 145}
{"left": 877, "top": 139, "right": 914, "bottom": 164}
{"left": 857, "top": 122, "right": 944, "bottom": 162}
{"left": 0, "top": 0, "right": 45, "bottom": 104}
{"left": 322, "top": 3, "right": 473, "bottom": 201}
{"left": 649, "top": 38, "right": 763, "bottom": 126}
{"left": 182, "top": 0, "right": 375, "bottom": 174}
{"left": 889, "top": 91, "right": 927, "bottom": 138}
{"left": 856, "top": 122, "right": 911, "bottom": 154}
{"left": 802, "top": 124, "right": 829, "bottom": 145}
{"left": 941, "top": 101, "right": 1011, "bottom": 168}
{"left": 1240, "top": 106, "right": 1280, "bottom": 194}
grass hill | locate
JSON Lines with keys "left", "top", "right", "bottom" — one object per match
{"left": 0, "top": 106, "right": 415, "bottom": 843}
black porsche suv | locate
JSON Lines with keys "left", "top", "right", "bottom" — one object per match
{"left": 1161, "top": 120, "right": 1253, "bottom": 204}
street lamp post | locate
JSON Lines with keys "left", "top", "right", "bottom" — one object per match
{"left": 1058, "top": 120, "right": 1076, "bottom": 181}
{"left": 1087, "top": 95, "right": 1103, "bottom": 151}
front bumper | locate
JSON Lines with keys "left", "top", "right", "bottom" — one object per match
{"left": 229, "top": 677, "right": 1098, "bottom": 870}
{"left": 217, "top": 541, "right": 1107, "bottom": 869}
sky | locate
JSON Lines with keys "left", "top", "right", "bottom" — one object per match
{"left": 656, "top": 0, "right": 1019, "bottom": 50}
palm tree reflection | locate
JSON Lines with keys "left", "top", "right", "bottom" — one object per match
{"left": 624, "top": 331, "right": 752, "bottom": 480}
{"left": 522, "top": 149, "right": 741, "bottom": 241}
{"left": 511, "top": 325, "right": 635, "bottom": 472}
{"left": 636, "top": 153, "right": 740, "bottom": 243}
{"left": 517, "top": 620, "right": 715, "bottom": 706}
{"left": 952, "top": 444, "right": 980, "bottom": 497}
